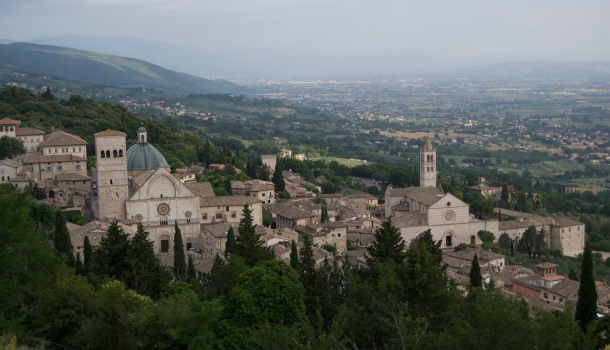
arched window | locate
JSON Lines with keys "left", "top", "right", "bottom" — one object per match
{"left": 141, "top": 135, "right": 145, "bottom": 142}
{"left": 113, "top": 150, "right": 118, "bottom": 158}
{"left": 105, "top": 150, "right": 110, "bottom": 158}
{"left": 216, "top": 213, "right": 223, "bottom": 219}
{"left": 118, "top": 149, "right": 123, "bottom": 157}
{"left": 100, "top": 150, "right": 106, "bottom": 158}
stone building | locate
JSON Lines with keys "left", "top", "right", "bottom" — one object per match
{"left": 94, "top": 127, "right": 201, "bottom": 253}
{"left": 295, "top": 222, "right": 348, "bottom": 254}
{"left": 385, "top": 136, "right": 499, "bottom": 250}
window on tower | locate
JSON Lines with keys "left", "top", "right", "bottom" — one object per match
{"left": 119, "top": 150, "right": 123, "bottom": 157}
{"left": 113, "top": 150, "right": 118, "bottom": 158}
{"left": 100, "top": 150, "right": 105, "bottom": 158}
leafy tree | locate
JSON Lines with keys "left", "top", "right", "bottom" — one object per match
{"left": 123, "top": 223, "right": 169, "bottom": 298}
{"left": 469, "top": 254, "right": 482, "bottom": 288}
{"left": 498, "top": 233, "right": 512, "bottom": 255}
{"left": 366, "top": 217, "right": 406, "bottom": 265}
{"left": 517, "top": 225, "right": 537, "bottom": 258}
{"left": 0, "top": 136, "right": 26, "bottom": 159}
{"left": 173, "top": 222, "right": 187, "bottom": 281}
{"left": 477, "top": 230, "right": 495, "bottom": 243}
{"left": 263, "top": 207, "right": 273, "bottom": 227}
{"left": 299, "top": 235, "right": 324, "bottom": 330}
{"left": 224, "top": 260, "right": 305, "bottom": 327}
{"left": 235, "top": 204, "right": 273, "bottom": 266}
{"left": 225, "top": 226, "right": 236, "bottom": 258}
{"left": 93, "top": 220, "right": 130, "bottom": 280}
{"left": 290, "top": 240, "right": 300, "bottom": 271}
{"left": 54, "top": 209, "right": 75, "bottom": 267}
{"left": 0, "top": 185, "right": 61, "bottom": 332}
{"left": 272, "top": 164, "right": 285, "bottom": 192}
{"left": 575, "top": 241, "right": 598, "bottom": 331}
{"left": 534, "top": 226, "right": 547, "bottom": 258}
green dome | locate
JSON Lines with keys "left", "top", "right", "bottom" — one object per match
{"left": 126, "top": 143, "right": 170, "bottom": 170}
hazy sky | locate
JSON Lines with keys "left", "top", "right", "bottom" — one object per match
{"left": 1, "top": 0, "right": 609, "bottom": 73}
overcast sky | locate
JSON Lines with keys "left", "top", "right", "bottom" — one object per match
{"left": 1, "top": 0, "right": 609, "bottom": 74}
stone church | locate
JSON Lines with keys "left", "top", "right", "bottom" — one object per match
{"left": 385, "top": 137, "right": 499, "bottom": 249}
{"left": 94, "top": 127, "right": 200, "bottom": 253}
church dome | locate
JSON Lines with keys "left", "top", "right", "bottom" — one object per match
{"left": 126, "top": 142, "right": 170, "bottom": 170}
{"left": 137, "top": 126, "right": 147, "bottom": 133}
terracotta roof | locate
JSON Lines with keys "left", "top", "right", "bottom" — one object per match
{"left": 203, "top": 222, "right": 233, "bottom": 238}
{"left": 536, "top": 262, "right": 559, "bottom": 269}
{"left": 15, "top": 127, "right": 44, "bottom": 136}
{"left": 267, "top": 203, "right": 315, "bottom": 220}
{"left": 386, "top": 186, "right": 445, "bottom": 206}
{"left": 94, "top": 129, "right": 127, "bottom": 137}
{"left": 0, "top": 118, "right": 20, "bottom": 125}
{"left": 41, "top": 131, "right": 87, "bottom": 147}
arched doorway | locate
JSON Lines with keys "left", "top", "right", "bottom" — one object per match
{"left": 159, "top": 233, "right": 171, "bottom": 253}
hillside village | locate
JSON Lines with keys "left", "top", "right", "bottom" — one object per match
{"left": 3, "top": 116, "right": 609, "bottom": 316}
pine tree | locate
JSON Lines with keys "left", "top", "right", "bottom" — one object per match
{"left": 83, "top": 235, "right": 92, "bottom": 274}
{"left": 366, "top": 217, "right": 406, "bottom": 265}
{"left": 53, "top": 210, "right": 75, "bottom": 267}
{"left": 124, "top": 223, "right": 169, "bottom": 298}
{"left": 576, "top": 241, "right": 598, "bottom": 331}
{"left": 299, "top": 235, "right": 322, "bottom": 329}
{"left": 321, "top": 206, "right": 329, "bottom": 223}
{"left": 469, "top": 254, "right": 482, "bottom": 288}
{"left": 290, "top": 240, "right": 300, "bottom": 271}
{"left": 225, "top": 226, "right": 236, "bottom": 258}
{"left": 235, "top": 204, "right": 273, "bottom": 266}
{"left": 173, "top": 222, "right": 187, "bottom": 281}
{"left": 187, "top": 255, "right": 196, "bottom": 282}
{"left": 272, "top": 164, "right": 285, "bottom": 192}
{"left": 93, "top": 220, "right": 130, "bottom": 280}
{"left": 75, "top": 252, "right": 83, "bottom": 274}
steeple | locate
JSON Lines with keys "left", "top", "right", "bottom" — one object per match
{"left": 137, "top": 126, "right": 148, "bottom": 143}
{"left": 420, "top": 136, "right": 436, "bottom": 188}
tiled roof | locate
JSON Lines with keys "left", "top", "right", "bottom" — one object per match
{"left": 94, "top": 129, "right": 127, "bottom": 137}
{"left": 203, "top": 223, "right": 233, "bottom": 238}
{"left": 512, "top": 275, "right": 543, "bottom": 291}
{"left": 200, "top": 195, "right": 262, "bottom": 207}
{"left": 445, "top": 247, "right": 505, "bottom": 263}
{"left": 386, "top": 186, "right": 445, "bottom": 206}
{"left": 0, "top": 118, "right": 20, "bottom": 125}
{"left": 41, "top": 130, "right": 87, "bottom": 147}
{"left": 185, "top": 182, "right": 215, "bottom": 198}
{"left": 15, "top": 127, "right": 44, "bottom": 136}
{"left": 55, "top": 173, "right": 91, "bottom": 181}
{"left": 267, "top": 203, "right": 315, "bottom": 220}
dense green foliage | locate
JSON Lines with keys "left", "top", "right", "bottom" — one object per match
{"left": 366, "top": 217, "right": 406, "bottom": 264}
{"left": 234, "top": 205, "right": 273, "bottom": 266}
{"left": 0, "top": 135, "right": 25, "bottom": 159}
{"left": 469, "top": 254, "right": 482, "bottom": 288}
{"left": 173, "top": 222, "right": 187, "bottom": 281}
{"left": 576, "top": 241, "right": 598, "bottom": 331}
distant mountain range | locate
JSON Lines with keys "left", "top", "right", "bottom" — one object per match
{"left": 0, "top": 42, "right": 245, "bottom": 95}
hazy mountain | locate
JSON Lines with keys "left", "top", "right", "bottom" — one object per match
{"left": 443, "top": 61, "right": 610, "bottom": 79}
{"left": 0, "top": 42, "right": 245, "bottom": 95}
{"left": 31, "top": 35, "right": 254, "bottom": 79}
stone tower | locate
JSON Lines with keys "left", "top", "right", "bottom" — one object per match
{"left": 94, "top": 129, "right": 128, "bottom": 220}
{"left": 420, "top": 136, "right": 436, "bottom": 188}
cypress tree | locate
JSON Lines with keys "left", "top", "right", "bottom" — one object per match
{"left": 299, "top": 235, "right": 322, "bottom": 329}
{"left": 290, "top": 240, "right": 299, "bottom": 271}
{"left": 576, "top": 241, "right": 598, "bottom": 331}
{"left": 53, "top": 210, "right": 74, "bottom": 267}
{"left": 225, "top": 226, "right": 236, "bottom": 258}
{"left": 469, "top": 253, "right": 482, "bottom": 288}
{"left": 187, "top": 255, "right": 196, "bottom": 282}
{"left": 83, "top": 235, "right": 92, "bottom": 274}
{"left": 272, "top": 164, "right": 285, "bottom": 192}
{"left": 173, "top": 222, "right": 187, "bottom": 280}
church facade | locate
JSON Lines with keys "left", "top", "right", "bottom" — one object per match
{"left": 94, "top": 127, "right": 200, "bottom": 253}
{"left": 385, "top": 137, "right": 499, "bottom": 249}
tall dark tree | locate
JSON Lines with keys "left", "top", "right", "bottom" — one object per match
{"left": 235, "top": 204, "right": 273, "bottom": 266}
{"left": 173, "top": 222, "right": 187, "bottom": 281}
{"left": 366, "top": 217, "right": 406, "bottom": 265}
{"left": 225, "top": 226, "right": 236, "bottom": 258}
{"left": 469, "top": 254, "right": 482, "bottom": 288}
{"left": 41, "top": 86, "right": 54, "bottom": 101}
{"left": 83, "top": 235, "right": 92, "bottom": 274}
{"left": 320, "top": 206, "right": 329, "bottom": 223}
{"left": 124, "top": 223, "right": 169, "bottom": 298}
{"left": 272, "top": 164, "right": 285, "bottom": 192}
{"left": 299, "top": 235, "right": 323, "bottom": 330}
{"left": 498, "top": 233, "right": 512, "bottom": 255}
{"left": 517, "top": 225, "right": 537, "bottom": 258}
{"left": 575, "top": 241, "right": 598, "bottom": 331}
{"left": 53, "top": 210, "right": 75, "bottom": 267}
{"left": 93, "top": 220, "right": 130, "bottom": 280}
{"left": 290, "top": 240, "right": 299, "bottom": 271}
{"left": 187, "top": 255, "right": 196, "bottom": 282}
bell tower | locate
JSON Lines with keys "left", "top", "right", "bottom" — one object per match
{"left": 94, "top": 129, "right": 128, "bottom": 220}
{"left": 420, "top": 136, "right": 437, "bottom": 188}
